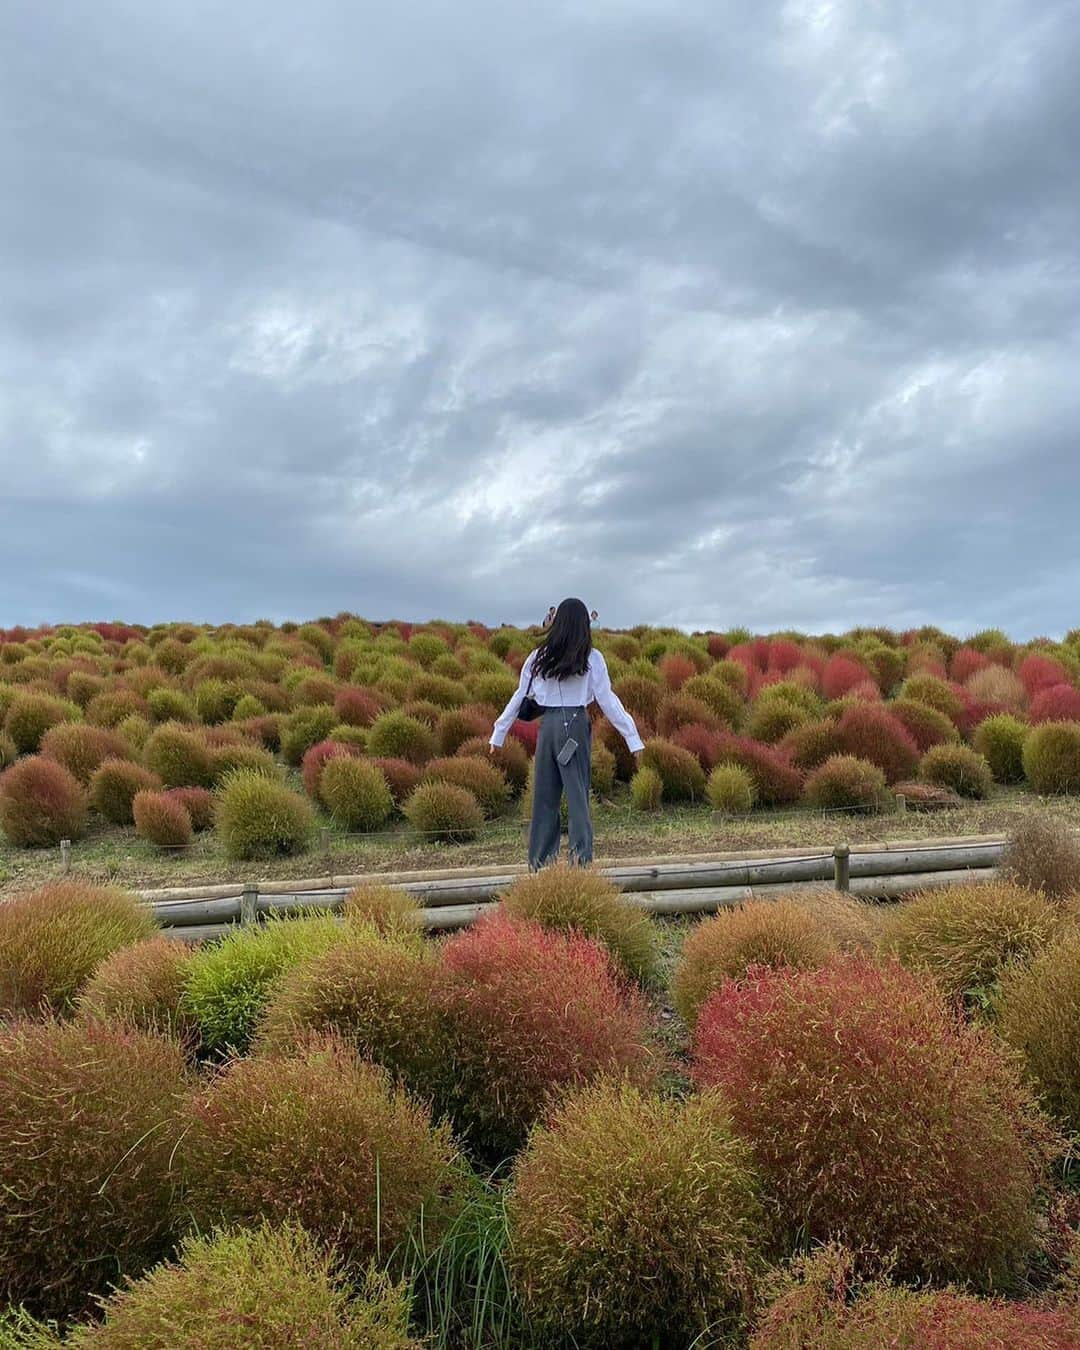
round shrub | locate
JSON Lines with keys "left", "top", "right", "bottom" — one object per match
{"left": 747, "top": 698, "right": 812, "bottom": 745}
{"left": 373, "top": 756, "right": 423, "bottom": 805}
{"left": 750, "top": 1243, "right": 1079, "bottom": 1349}
{"left": 334, "top": 684, "right": 383, "bottom": 727}
{"left": 458, "top": 735, "right": 530, "bottom": 794}
{"left": 968, "top": 662, "right": 1028, "bottom": 712}
{"left": 919, "top": 742, "right": 993, "bottom": 799}
{"left": 501, "top": 862, "right": 659, "bottom": 985}
{"left": 180, "top": 1038, "right": 461, "bottom": 1270}
{"left": 1023, "top": 721, "right": 1080, "bottom": 794}
{"left": 256, "top": 930, "right": 439, "bottom": 1087}
{"left": 329, "top": 722, "right": 369, "bottom": 749}
{"left": 181, "top": 915, "right": 342, "bottom": 1056}
{"left": 656, "top": 692, "right": 721, "bottom": 737}
{"left": 590, "top": 740, "right": 617, "bottom": 794}
{"left": 77, "top": 937, "right": 196, "bottom": 1043}
{"left": 1030, "top": 682, "right": 1080, "bottom": 724}
{"left": 673, "top": 899, "right": 840, "bottom": 1026}
{"left": 403, "top": 780, "right": 483, "bottom": 842}
{"left": 899, "top": 673, "right": 964, "bottom": 721}
{"left": 878, "top": 881, "right": 1059, "bottom": 1006}
{"left": 0, "top": 880, "right": 157, "bottom": 1018}
{"left": 421, "top": 755, "right": 509, "bottom": 818}
{"left": 116, "top": 712, "right": 152, "bottom": 753}
{"left": 630, "top": 764, "right": 663, "bottom": 810}
{"left": 0, "top": 1019, "right": 186, "bottom": 1320}
{"left": 433, "top": 915, "right": 655, "bottom": 1154}
{"left": 3, "top": 692, "right": 80, "bottom": 754}
{"left": 834, "top": 703, "right": 919, "bottom": 783}
{"left": 300, "top": 737, "right": 358, "bottom": 798}
{"left": 974, "top": 712, "right": 1029, "bottom": 783}
{"left": 279, "top": 704, "right": 337, "bottom": 765}
{"left": 888, "top": 696, "right": 960, "bottom": 752}
{"left": 681, "top": 673, "right": 744, "bottom": 727}
{"left": 165, "top": 785, "right": 214, "bottom": 831}
{"left": 435, "top": 706, "right": 489, "bottom": 755}
{"left": 214, "top": 770, "right": 314, "bottom": 859}
{"left": 367, "top": 710, "right": 436, "bottom": 765}
{"left": 803, "top": 754, "right": 887, "bottom": 812}
{"left": 67, "top": 1225, "right": 422, "bottom": 1350}
{"left": 133, "top": 789, "right": 193, "bottom": 847}
{"left": 146, "top": 686, "right": 196, "bottom": 723}
{"left": 320, "top": 756, "right": 394, "bottom": 831}
{"left": 38, "top": 723, "right": 129, "bottom": 785}
{"left": 88, "top": 758, "right": 162, "bottom": 825}
{"left": 707, "top": 762, "right": 756, "bottom": 812}
{"left": 508, "top": 1081, "right": 766, "bottom": 1347}
{"left": 143, "top": 722, "right": 214, "bottom": 788}
{"left": 0, "top": 729, "right": 16, "bottom": 769}
{"left": 1003, "top": 815, "right": 1080, "bottom": 902}
{"left": 711, "top": 733, "right": 804, "bottom": 805}
{"left": 640, "top": 737, "right": 706, "bottom": 801}
{"left": 780, "top": 718, "right": 843, "bottom": 771}
{"left": 998, "top": 930, "right": 1080, "bottom": 1132}
{"left": 0, "top": 755, "right": 87, "bottom": 846}
{"left": 692, "top": 959, "right": 1058, "bottom": 1287}
{"left": 86, "top": 689, "right": 148, "bottom": 729}
{"left": 612, "top": 674, "right": 665, "bottom": 724}
{"left": 342, "top": 883, "right": 424, "bottom": 938}
{"left": 209, "top": 741, "right": 280, "bottom": 784}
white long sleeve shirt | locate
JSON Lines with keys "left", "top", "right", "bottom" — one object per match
{"left": 489, "top": 647, "right": 645, "bottom": 752}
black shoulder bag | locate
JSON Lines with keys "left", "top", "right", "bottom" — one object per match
{"left": 516, "top": 660, "right": 544, "bottom": 722}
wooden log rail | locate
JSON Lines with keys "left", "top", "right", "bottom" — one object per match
{"left": 152, "top": 838, "right": 1004, "bottom": 942}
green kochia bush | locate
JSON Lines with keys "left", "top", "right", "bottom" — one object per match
{"left": 918, "top": 742, "right": 993, "bottom": 799}
{"left": 500, "top": 862, "right": 660, "bottom": 985}
{"left": 367, "top": 710, "right": 437, "bottom": 765}
{"left": 142, "top": 722, "right": 215, "bottom": 788}
{"left": 66, "top": 1224, "right": 422, "bottom": 1350}
{"left": 878, "top": 881, "right": 1059, "bottom": 1008}
{"left": 0, "top": 881, "right": 157, "bottom": 1018}
{"left": 77, "top": 937, "right": 197, "bottom": 1045}
{"left": 3, "top": 692, "right": 80, "bottom": 754}
{"left": 1023, "top": 721, "right": 1080, "bottom": 794}
{"left": 640, "top": 737, "right": 706, "bottom": 801}
{"left": 403, "top": 780, "right": 483, "bottom": 842}
{"left": 422, "top": 756, "right": 510, "bottom": 818}
{"left": 508, "top": 1081, "right": 767, "bottom": 1347}
{"left": 707, "top": 762, "right": 756, "bottom": 812}
{"left": 974, "top": 712, "right": 1029, "bottom": 783}
{"left": 629, "top": 764, "right": 663, "bottom": 810}
{"left": 181, "top": 915, "right": 341, "bottom": 1055}
{"left": 998, "top": 929, "right": 1080, "bottom": 1133}
{"left": 692, "top": 959, "right": 1059, "bottom": 1288}
{"left": 319, "top": 756, "right": 394, "bottom": 831}
{"left": 180, "top": 1038, "right": 462, "bottom": 1272}
{"left": 279, "top": 704, "right": 337, "bottom": 765}
{"left": 89, "top": 758, "right": 162, "bottom": 825}
{"left": 214, "top": 770, "right": 314, "bottom": 859}
{"left": 0, "top": 1019, "right": 187, "bottom": 1321}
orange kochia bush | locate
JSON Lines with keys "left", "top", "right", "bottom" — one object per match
{"left": 692, "top": 958, "right": 1059, "bottom": 1289}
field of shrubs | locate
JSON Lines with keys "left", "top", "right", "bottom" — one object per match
{"left": 1, "top": 818, "right": 1079, "bottom": 1346}
{"left": 4, "top": 616, "right": 1080, "bottom": 884}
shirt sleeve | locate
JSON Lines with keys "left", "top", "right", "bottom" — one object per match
{"left": 588, "top": 650, "right": 645, "bottom": 753}
{"left": 489, "top": 649, "right": 537, "bottom": 747}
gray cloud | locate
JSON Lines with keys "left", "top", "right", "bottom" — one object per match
{"left": 2, "top": 0, "right": 1078, "bottom": 637}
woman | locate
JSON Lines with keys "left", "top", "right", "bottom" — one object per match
{"left": 489, "top": 598, "right": 644, "bottom": 871}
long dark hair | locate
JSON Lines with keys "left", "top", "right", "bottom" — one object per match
{"left": 533, "top": 598, "right": 592, "bottom": 679}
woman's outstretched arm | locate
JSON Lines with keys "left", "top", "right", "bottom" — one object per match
{"left": 589, "top": 650, "right": 645, "bottom": 753}
{"left": 489, "top": 649, "right": 537, "bottom": 748}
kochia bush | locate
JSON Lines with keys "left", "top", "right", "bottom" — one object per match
{"left": 214, "top": 770, "right": 314, "bottom": 859}
{"left": 0, "top": 881, "right": 156, "bottom": 1018}
{"left": 367, "top": 710, "right": 436, "bottom": 765}
{"left": 500, "top": 862, "right": 659, "bottom": 985}
{"left": 1000, "top": 813, "right": 1080, "bottom": 899}
{"left": 76, "top": 937, "right": 197, "bottom": 1044}
{"left": 508, "top": 1082, "right": 767, "bottom": 1347}
{"left": 402, "top": 780, "right": 483, "bottom": 842}
{"left": 433, "top": 915, "right": 656, "bottom": 1154}
{"left": 39, "top": 722, "right": 129, "bottom": 785}
{"left": 0, "top": 1019, "right": 187, "bottom": 1320}
{"left": 67, "top": 1224, "right": 423, "bottom": 1350}
{"left": 180, "top": 1038, "right": 461, "bottom": 1271}
{"left": 998, "top": 929, "right": 1080, "bottom": 1133}
{"left": 3, "top": 692, "right": 80, "bottom": 754}
{"left": 319, "top": 756, "right": 394, "bottom": 831}
{"left": 421, "top": 755, "right": 509, "bottom": 818}
{"left": 712, "top": 733, "right": 804, "bottom": 806}
{"left": 89, "top": 757, "right": 162, "bottom": 825}
{"left": 692, "top": 959, "right": 1058, "bottom": 1287}
{"left": 834, "top": 703, "right": 919, "bottom": 783}
{"left": 132, "top": 789, "right": 193, "bottom": 847}
{"left": 143, "top": 722, "right": 215, "bottom": 788}
{"left": 802, "top": 754, "right": 887, "bottom": 812}
{"left": 707, "top": 762, "right": 756, "bottom": 813}
{"left": 0, "top": 755, "right": 88, "bottom": 846}
{"left": 974, "top": 712, "right": 1029, "bottom": 783}
{"left": 1023, "top": 721, "right": 1080, "bottom": 794}
{"left": 918, "top": 743, "right": 994, "bottom": 799}
{"left": 640, "top": 737, "right": 707, "bottom": 801}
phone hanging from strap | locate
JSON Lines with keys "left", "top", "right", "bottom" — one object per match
{"left": 555, "top": 672, "right": 579, "bottom": 763}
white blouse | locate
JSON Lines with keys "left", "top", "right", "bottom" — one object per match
{"left": 489, "top": 647, "right": 645, "bottom": 752}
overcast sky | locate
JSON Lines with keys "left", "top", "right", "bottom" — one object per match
{"left": 2, "top": 1, "right": 1078, "bottom": 638}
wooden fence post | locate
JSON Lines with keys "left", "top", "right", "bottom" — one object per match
{"left": 896, "top": 792, "right": 907, "bottom": 814}
{"left": 833, "top": 844, "right": 851, "bottom": 893}
{"left": 240, "top": 884, "right": 258, "bottom": 926}
{"left": 60, "top": 839, "right": 71, "bottom": 875}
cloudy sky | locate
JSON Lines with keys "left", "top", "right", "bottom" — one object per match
{"left": 2, "top": 1, "right": 1078, "bottom": 638}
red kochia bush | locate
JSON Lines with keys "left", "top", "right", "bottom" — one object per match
{"left": 333, "top": 684, "right": 382, "bottom": 727}
{"left": 692, "top": 959, "right": 1058, "bottom": 1288}
{"left": 671, "top": 722, "right": 725, "bottom": 771}
{"left": 0, "top": 1019, "right": 187, "bottom": 1320}
{"left": 1029, "top": 682, "right": 1080, "bottom": 724}
{"left": 0, "top": 754, "right": 88, "bottom": 846}
{"left": 821, "top": 654, "right": 872, "bottom": 701}
{"left": 165, "top": 785, "right": 214, "bottom": 831}
{"left": 1018, "top": 652, "right": 1072, "bottom": 698}
{"left": 300, "top": 737, "right": 360, "bottom": 798}
{"left": 39, "top": 722, "right": 130, "bottom": 785}
{"left": 713, "top": 733, "right": 804, "bottom": 805}
{"left": 372, "top": 756, "right": 422, "bottom": 805}
{"left": 133, "top": 789, "right": 193, "bottom": 847}
{"left": 658, "top": 652, "right": 697, "bottom": 690}
{"left": 433, "top": 915, "right": 656, "bottom": 1155}
{"left": 835, "top": 703, "right": 919, "bottom": 783}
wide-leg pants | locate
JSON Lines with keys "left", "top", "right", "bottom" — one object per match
{"left": 527, "top": 705, "right": 592, "bottom": 870}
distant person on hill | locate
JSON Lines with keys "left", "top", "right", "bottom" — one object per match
{"left": 490, "top": 597, "right": 643, "bottom": 871}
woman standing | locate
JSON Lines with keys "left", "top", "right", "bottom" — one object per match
{"left": 489, "top": 598, "right": 644, "bottom": 871}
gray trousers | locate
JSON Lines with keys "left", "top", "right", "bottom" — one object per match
{"left": 528, "top": 706, "right": 592, "bottom": 870}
